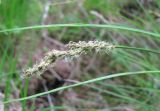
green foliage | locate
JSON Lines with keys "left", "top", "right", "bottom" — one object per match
{"left": 0, "top": 0, "right": 160, "bottom": 111}
{"left": 0, "top": 0, "right": 29, "bottom": 28}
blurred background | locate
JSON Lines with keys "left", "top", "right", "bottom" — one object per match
{"left": 0, "top": 0, "right": 160, "bottom": 111}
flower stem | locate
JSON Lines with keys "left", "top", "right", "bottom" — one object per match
{"left": 115, "top": 45, "right": 160, "bottom": 54}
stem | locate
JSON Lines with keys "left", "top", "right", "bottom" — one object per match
{"left": 115, "top": 45, "right": 160, "bottom": 54}
{"left": 3, "top": 70, "right": 160, "bottom": 104}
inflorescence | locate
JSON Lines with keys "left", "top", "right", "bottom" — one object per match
{"left": 22, "top": 41, "right": 115, "bottom": 78}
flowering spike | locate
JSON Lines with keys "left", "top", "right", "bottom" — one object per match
{"left": 22, "top": 41, "right": 115, "bottom": 78}
{"left": 68, "top": 41, "right": 115, "bottom": 53}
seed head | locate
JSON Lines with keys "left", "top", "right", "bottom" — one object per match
{"left": 22, "top": 41, "right": 115, "bottom": 78}
{"left": 68, "top": 41, "right": 115, "bottom": 54}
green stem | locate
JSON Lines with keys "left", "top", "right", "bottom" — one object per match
{"left": 115, "top": 45, "right": 160, "bottom": 54}
{"left": 0, "top": 24, "right": 160, "bottom": 38}
{"left": 3, "top": 70, "right": 160, "bottom": 104}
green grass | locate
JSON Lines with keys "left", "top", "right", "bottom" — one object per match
{"left": 0, "top": 0, "right": 160, "bottom": 111}
{"left": 3, "top": 70, "right": 160, "bottom": 103}
{"left": 0, "top": 23, "right": 160, "bottom": 38}
{"left": 0, "top": 0, "right": 29, "bottom": 28}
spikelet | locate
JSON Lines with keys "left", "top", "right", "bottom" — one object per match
{"left": 68, "top": 41, "right": 115, "bottom": 54}
{"left": 22, "top": 49, "right": 83, "bottom": 78}
{"left": 22, "top": 41, "right": 115, "bottom": 78}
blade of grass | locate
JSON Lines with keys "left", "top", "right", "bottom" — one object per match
{"left": 0, "top": 24, "right": 160, "bottom": 38}
{"left": 115, "top": 45, "right": 160, "bottom": 54}
{"left": 98, "top": 83, "right": 160, "bottom": 93}
{"left": 3, "top": 70, "right": 160, "bottom": 104}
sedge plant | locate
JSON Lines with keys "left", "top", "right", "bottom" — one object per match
{"left": 22, "top": 40, "right": 160, "bottom": 78}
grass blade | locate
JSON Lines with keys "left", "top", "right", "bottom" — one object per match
{"left": 0, "top": 24, "right": 160, "bottom": 38}
{"left": 3, "top": 70, "right": 160, "bottom": 104}
{"left": 115, "top": 45, "right": 160, "bottom": 54}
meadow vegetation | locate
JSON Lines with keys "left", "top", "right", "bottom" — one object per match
{"left": 0, "top": 0, "right": 160, "bottom": 111}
